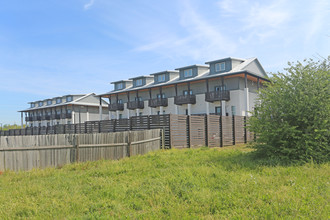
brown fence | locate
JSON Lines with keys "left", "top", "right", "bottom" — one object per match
{"left": 1, "top": 114, "right": 252, "bottom": 149}
{"left": 0, "top": 129, "right": 161, "bottom": 171}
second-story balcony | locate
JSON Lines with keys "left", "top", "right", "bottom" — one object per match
{"left": 174, "top": 95, "right": 196, "bottom": 105}
{"left": 127, "top": 100, "right": 144, "bottom": 110}
{"left": 51, "top": 114, "right": 61, "bottom": 120}
{"left": 32, "top": 116, "right": 42, "bottom": 121}
{"left": 108, "top": 103, "right": 124, "bottom": 111}
{"left": 42, "top": 115, "right": 51, "bottom": 120}
{"left": 205, "top": 90, "right": 230, "bottom": 102}
{"left": 25, "top": 116, "right": 33, "bottom": 122}
{"left": 61, "top": 113, "right": 72, "bottom": 119}
{"left": 148, "top": 98, "right": 168, "bottom": 108}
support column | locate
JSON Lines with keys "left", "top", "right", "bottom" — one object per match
{"left": 116, "top": 110, "right": 119, "bottom": 119}
{"left": 108, "top": 111, "right": 111, "bottom": 120}
{"left": 149, "top": 107, "right": 152, "bottom": 115}
{"left": 206, "top": 102, "right": 210, "bottom": 115}
{"left": 21, "top": 112, "right": 24, "bottom": 128}
{"left": 244, "top": 88, "right": 249, "bottom": 116}
{"left": 159, "top": 106, "right": 163, "bottom": 115}
{"left": 86, "top": 109, "right": 90, "bottom": 121}
{"left": 136, "top": 108, "right": 140, "bottom": 116}
{"left": 99, "top": 97, "right": 102, "bottom": 121}
{"left": 221, "top": 101, "right": 226, "bottom": 116}
{"left": 175, "top": 105, "right": 179, "bottom": 114}
{"left": 72, "top": 108, "right": 75, "bottom": 124}
{"left": 127, "top": 109, "right": 130, "bottom": 118}
{"left": 187, "top": 104, "right": 191, "bottom": 116}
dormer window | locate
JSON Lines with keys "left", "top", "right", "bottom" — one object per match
{"left": 215, "top": 62, "right": 226, "bottom": 72}
{"left": 116, "top": 83, "right": 123, "bottom": 90}
{"left": 31, "top": 103, "right": 35, "bottom": 108}
{"left": 157, "top": 74, "right": 166, "bottom": 82}
{"left": 38, "top": 101, "right": 43, "bottom": 107}
{"left": 47, "top": 100, "right": 52, "bottom": 105}
{"left": 56, "top": 98, "right": 62, "bottom": 104}
{"left": 66, "top": 96, "right": 73, "bottom": 102}
{"left": 136, "top": 79, "right": 143, "bottom": 86}
{"left": 184, "top": 69, "right": 193, "bottom": 77}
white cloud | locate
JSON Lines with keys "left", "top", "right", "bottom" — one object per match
{"left": 134, "top": 0, "right": 237, "bottom": 60}
{"left": 84, "top": 0, "right": 95, "bottom": 10}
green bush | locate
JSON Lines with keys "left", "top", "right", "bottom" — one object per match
{"left": 249, "top": 57, "right": 330, "bottom": 164}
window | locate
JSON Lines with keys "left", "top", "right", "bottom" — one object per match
{"left": 47, "top": 122, "right": 50, "bottom": 127}
{"left": 67, "top": 109, "right": 72, "bottom": 114}
{"left": 185, "top": 109, "right": 188, "bottom": 115}
{"left": 215, "top": 107, "right": 221, "bottom": 115}
{"left": 135, "top": 97, "right": 142, "bottom": 101}
{"left": 215, "top": 62, "right": 226, "bottom": 72}
{"left": 135, "top": 79, "right": 143, "bottom": 86}
{"left": 47, "top": 100, "right": 52, "bottom": 105}
{"left": 139, "top": 112, "right": 142, "bottom": 116}
{"left": 117, "top": 99, "right": 123, "bottom": 104}
{"left": 56, "top": 110, "right": 61, "bottom": 115}
{"left": 215, "top": 85, "right": 227, "bottom": 92}
{"left": 183, "top": 90, "right": 193, "bottom": 96}
{"left": 184, "top": 69, "right": 193, "bottom": 77}
{"left": 56, "top": 98, "right": 62, "bottom": 104}
{"left": 66, "top": 96, "right": 73, "bottom": 102}
{"left": 38, "top": 123, "right": 41, "bottom": 127}
{"left": 157, "top": 93, "right": 165, "bottom": 99}
{"left": 31, "top": 103, "right": 35, "bottom": 108}
{"left": 67, "top": 121, "right": 71, "bottom": 124}
{"left": 231, "top": 106, "right": 236, "bottom": 116}
{"left": 157, "top": 74, "right": 166, "bottom": 82}
{"left": 38, "top": 101, "right": 43, "bottom": 107}
{"left": 116, "top": 83, "right": 123, "bottom": 90}
{"left": 119, "top": 114, "right": 122, "bottom": 119}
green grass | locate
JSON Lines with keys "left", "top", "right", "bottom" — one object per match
{"left": 0, "top": 145, "right": 329, "bottom": 219}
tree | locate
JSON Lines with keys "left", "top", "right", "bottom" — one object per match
{"left": 249, "top": 57, "right": 330, "bottom": 164}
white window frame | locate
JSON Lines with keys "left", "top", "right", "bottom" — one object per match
{"left": 157, "top": 74, "right": 166, "bottom": 82}
{"left": 215, "top": 62, "right": 226, "bottom": 72}
{"left": 135, "top": 79, "right": 143, "bottom": 86}
{"left": 47, "top": 100, "right": 52, "bottom": 105}
{"left": 184, "top": 69, "right": 193, "bottom": 77}
{"left": 117, "top": 83, "right": 123, "bottom": 90}
{"left": 56, "top": 98, "right": 62, "bottom": 104}
{"left": 66, "top": 96, "right": 73, "bottom": 102}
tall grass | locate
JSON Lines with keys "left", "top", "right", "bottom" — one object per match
{"left": 0, "top": 145, "right": 328, "bottom": 219}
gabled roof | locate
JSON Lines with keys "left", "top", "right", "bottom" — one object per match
{"left": 205, "top": 57, "right": 245, "bottom": 64}
{"left": 175, "top": 64, "right": 209, "bottom": 70}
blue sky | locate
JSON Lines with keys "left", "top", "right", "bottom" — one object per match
{"left": 0, "top": 0, "right": 329, "bottom": 125}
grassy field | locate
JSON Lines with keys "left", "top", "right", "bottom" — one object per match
{"left": 0, "top": 145, "right": 328, "bottom": 219}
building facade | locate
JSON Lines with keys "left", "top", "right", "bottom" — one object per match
{"left": 99, "top": 57, "right": 269, "bottom": 119}
{"left": 19, "top": 93, "right": 108, "bottom": 127}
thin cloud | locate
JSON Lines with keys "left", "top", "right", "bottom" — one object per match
{"left": 84, "top": 0, "right": 95, "bottom": 10}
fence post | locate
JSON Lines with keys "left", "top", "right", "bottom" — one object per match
{"left": 98, "top": 121, "right": 101, "bottom": 133}
{"left": 127, "top": 131, "right": 131, "bottom": 157}
{"left": 129, "top": 118, "right": 133, "bottom": 131}
{"left": 84, "top": 122, "right": 87, "bottom": 133}
{"left": 220, "top": 116, "right": 223, "bottom": 147}
{"left": 75, "top": 135, "right": 80, "bottom": 162}
{"left": 232, "top": 116, "right": 235, "bottom": 145}
{"left": 147, "top": 115, "right": 151, "bottom": 130}
{"left": 187, "top": 115, "right": 190, "bottom": 148}
{"left": 113, "top": 119, "right": 117, "bottom": 132}
{"left": 161, "top": 127, "right": 165, "bottom": 149}
{"left": 244, "top": 116, "right": 247, "bottom": 143}
{"left": 204, "top": 115, "right": 208, "bottom": 147}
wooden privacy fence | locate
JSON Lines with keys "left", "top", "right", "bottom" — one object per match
{"left": 1, "top": 114, "right": 253, "bottom": 149}
{"left": 169, "top": 115, "right": 253, "bottom": 148}
{"left": 0, "top": 129, "right": 162, "bottom": 171}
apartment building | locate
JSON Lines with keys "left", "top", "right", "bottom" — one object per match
{"left": 19, "top": 93, "right": 108, "bottom": 127}
{"left": 99, "top": 57, "right": 269, "bottom": 119}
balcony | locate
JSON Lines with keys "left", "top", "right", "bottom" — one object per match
{"left": 148, "top": 98, "right": 168, "bottom": 108}
{"left": 51, "top": 114, "right": 61, "bottom": 120}
{"left": 205, "top": 90, "right": 230, "bottom": 102}
{"left": 174, "top": 95, "right": 196, "bottom": 105}
{"left": 61, "top": 113, "right": 72, "bottom": 119}
{"left": 127, "top": 100, "right": 144, "bottom": 110}
{"left": 41, "top": 115, "right": 51, "bottom": 120}
{"left": 25, "top": 116, "right": 33, "bottom": 122}
{"left": 108, "top": 103, "right": 124, "bottom": 111}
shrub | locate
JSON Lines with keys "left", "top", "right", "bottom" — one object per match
{"left": 249, "top": 57, "right": 330, "bottom": 164}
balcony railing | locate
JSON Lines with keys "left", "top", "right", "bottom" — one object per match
{"left": 25, "top": 116, "right": 33, "bottom": 122}
{"left": 61, "top": 113, "right": 72, "bottom": 119}
{"left": 174, "top": 94, "right": 196, "bottom": 105}
{"left": 205, "top": 90, "right": 230, "bottom": 102}
{"left": 41, "top": 115, "right": 51, "bottom": 120}
{"left": 108, "top": 103, "right": 124, "bottom": 111}
{"left": 51, "top": 114, "right": 61, "bottom": 120}
{"left": 148, "top": 98, "right": 168, "bottom": 108}
{"left": 127, "top": 100, "right": 144, "bottom": 110}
